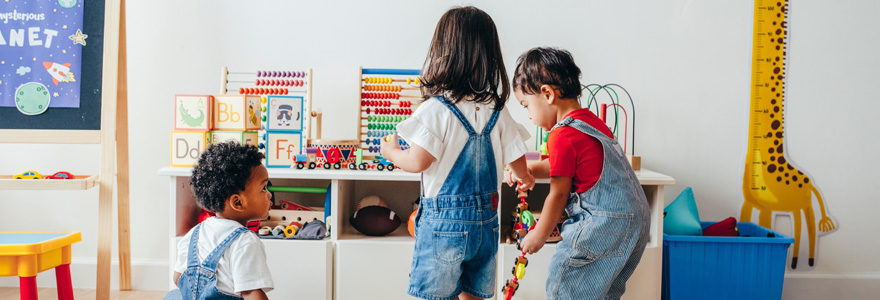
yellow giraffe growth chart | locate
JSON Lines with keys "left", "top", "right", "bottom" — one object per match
{"left": 741, "top": 0, "right": 837, "bottom": 270}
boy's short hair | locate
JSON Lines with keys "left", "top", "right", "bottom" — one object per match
{"left": 512, "top": 47, "right": 582, "bottom": 99}
{"left": 190, "top": 141, "right": 265, "bottom": 213}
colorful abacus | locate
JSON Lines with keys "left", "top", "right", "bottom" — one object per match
{"left": 358, "top": 68, "right": 423, "bottom": 158}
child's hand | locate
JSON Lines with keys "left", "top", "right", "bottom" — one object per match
{"left": 380, "top": 134, "right": 401, "bottom": 158}
{"left": 520, "top": 231, "right": 546, "bottom": 255}
{"left": 517, "top": 171, "right": 535, "bottom": 193}
{"left": 503, "top": 166, "right": 517, "bottom": 187}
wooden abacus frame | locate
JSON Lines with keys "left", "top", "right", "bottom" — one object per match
{"left": 357, "top": 67, "right": 423, "bottom": 160}
{"left": 220, "top": 67, "right": 321, "bottom": 146}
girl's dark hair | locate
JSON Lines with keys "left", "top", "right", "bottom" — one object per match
{"left": 512, "top": 47, "right": 582, "bottom": 99}
{"left": 190, "top": 141, "right": 265, "bottom": 213}
{"left": 420, "top": 6, "right": 509, "bottom": 108}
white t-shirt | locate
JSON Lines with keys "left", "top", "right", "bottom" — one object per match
{"left": 397, "top": 97, "right": 530, "bottom": 198}
{"left": 174, "top": 217, "right": 274, "bottom": 296}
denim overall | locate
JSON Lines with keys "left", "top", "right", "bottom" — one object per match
{"left": 407, "top": 96, "right": 501, "bottom": 300}
{"left": 165, "top": 224, "right": 249, "bottom": 300}
{"left": 545, "top": 117, "right": 650, "bottom": 300}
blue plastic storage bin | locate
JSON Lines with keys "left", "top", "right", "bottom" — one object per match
{"left": 662, "top": 222, "right": 794, "bottom": 300}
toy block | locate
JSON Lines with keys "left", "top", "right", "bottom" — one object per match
{"left": 265, "top": 132, "right": 303, "bottom": 167}
{"left": 266, "top": 95, "right": 305, "bottom": 132}
{"left": 627, "top": 154, "right": 641, "bottom": 171}
{"left": 174, "top": 95, "right": 212, "bottom": 130}
{"left": 213, "top": 95, "right": 261, "bottom": 131}
{"left": 211, "top": 131, "right": 258, "bottom": 147}
{"left": 171, "top": 131, "right": 211, "bottom": 167}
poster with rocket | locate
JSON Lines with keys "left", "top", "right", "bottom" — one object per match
{"left": 0, "top": 0, "right": 84, "bottom": 115}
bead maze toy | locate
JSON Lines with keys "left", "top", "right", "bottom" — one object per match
{"left": 502, "top": 188, "right": 531, "bottom": 299}
{"left": 357, "top": 68, "right": 421, "bottom": 159}
{"left": 309, "top": 140, "right": 360, "bottom": 170}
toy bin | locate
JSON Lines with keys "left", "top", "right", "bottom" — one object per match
{"left": 662, "top": 222, "right": 794, "bottom": 300}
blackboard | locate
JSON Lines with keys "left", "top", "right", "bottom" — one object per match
{"left": 0, "top": 0, "right": 105, "bottom": 130}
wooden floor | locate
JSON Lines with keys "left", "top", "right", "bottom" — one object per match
{"left": 0, "top": 287, "right": 166, "bottom": 299}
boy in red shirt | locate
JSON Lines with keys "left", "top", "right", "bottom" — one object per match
{"left": 507, "top": 47, "right": 650, "bottom": 300}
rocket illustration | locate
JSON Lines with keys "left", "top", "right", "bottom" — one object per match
{"left": 42, "top": 61, "right": 76, "bottom": 86}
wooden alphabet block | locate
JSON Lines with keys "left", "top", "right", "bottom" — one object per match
{"left": 171, "top": 131, "right": 211, "bottom": 167}
{"left": 211, "top": 131, "right": 258, "bottom": 147}
{"left": 213, "top": 95, "right": 261, "bottom": 131}
{"left": 174, "top": 95, "right": 212, "bottom": 130}
{"left": 265, "top": 132, "right": 303, "bottom": 167}
{"left": 266, "top": 95, "right": 304, "bottom": 132}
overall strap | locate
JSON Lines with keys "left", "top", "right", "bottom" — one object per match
{"left": 201, "top": 227, "right": 249, "bottom": 270}
{"left": 481, "top": 105, "right": 503, "bottom": 135}
{"left": 551, "top": 116, "right": 614, "bottom": 143}
{"left": 186, "top": 224, "right": 203, "bottom": 268}
{"left": 436, "top": 96, "right": 476, "bottom": 135}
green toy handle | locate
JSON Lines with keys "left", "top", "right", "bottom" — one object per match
{"left": 267, "top": 186, "right": 327, "bottom": 194}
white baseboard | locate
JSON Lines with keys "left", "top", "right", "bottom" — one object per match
{"left": 783, "top": 273, "right": 880, "bottom": 299}
{"left": 0, "top": 257, "right": 169, "bottom": 291}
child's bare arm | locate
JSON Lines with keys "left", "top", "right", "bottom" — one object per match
{"left": 173, "top": 272, "right": 181, "bottom": 286}
{"left": 380, "top": 134, "right": 436, "bottom": 173}
{"left": 527, "top": 159, "right": 551, "bottom": 179}
{"left": 241, "top": 289, "right": 269, "bottom": 300}
{"left": 520, "top": 176, "right": 571, "bottom": 254}
{"left": 504, "top": 155, "right": 535, "bottom": 191}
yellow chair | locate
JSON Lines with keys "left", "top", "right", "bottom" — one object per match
{"left": 0, "top": 232, "right": 81, "bottom": 300}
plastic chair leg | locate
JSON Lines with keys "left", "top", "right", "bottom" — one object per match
{"left": 19, "top": 276, "right": 38, "bottom": 300}
{"left": 55, "top": 264, "right": 74, "bottom": 300}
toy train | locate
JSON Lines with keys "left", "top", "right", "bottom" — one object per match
{"left": 294, "top": 146, "right": 395, "bottom": 171}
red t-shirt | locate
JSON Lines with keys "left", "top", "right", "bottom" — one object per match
{"left": 548, "top": 108, "right": 614, "bottom": 193}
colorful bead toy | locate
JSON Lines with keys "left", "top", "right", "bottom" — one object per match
{"left": 502, "top": 187, "right": 532, "bottom": 300}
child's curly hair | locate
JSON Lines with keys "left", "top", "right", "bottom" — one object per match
{"left": 190, "top": 141, "right": 265, "bottom": 213}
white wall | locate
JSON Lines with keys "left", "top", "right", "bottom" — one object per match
{"left": 1, "top": 0, "right": 878, "bottom": 298}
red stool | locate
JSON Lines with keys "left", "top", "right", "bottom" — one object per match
{"left": 0, "top": 232, "right": 81, "bottom": 300}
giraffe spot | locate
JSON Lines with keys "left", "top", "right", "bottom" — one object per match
{"left": 776, "top": 132, "right": 783, "bottom": 138}
{"left": 776, "top": 82, "right": 780, "bottom": 86}
{"left": 774, "top": 67, "right": 781, "bottom": 74}
{"left": 805, "top": 178, "right": 809, "bottom": 183}
{"left": 776, "top": 93, "right": 780, "bottom": 97}
{"left": 771, "top": 99, "right": 777, "bottom": 104}
{"left": 775, "top": 56, "right": 780, "bottom": 61}
{"left": 786, "top": 180, "right": 790, "bottom": 184}
{"left": 773, "top": 21, "right": 777, "bottom": 25}
{"left": 777, "top": 38, "right": 784, "bottom": 44}
{"left": 774, "top": 140, "right": 779, "bottom": 145}
{"left": 776, "top": 29, "right": 782, "bottom": 35}
{"left": 777, "top": 2, "right": 781, "bottom": 6}
{"left": 767, "top": 132, "right": 773, "bottom": 138}
{"left": 777, "top": 144, "right": 783, "bottom": 153}
{"left": 778, "top": 156, "right": 786, "bottom": 164}
{"left": 768, "top": 147, "right": 775, "bottom": 154}
{"left": 799, "top": 183, "right": 803, "bottom": 188}
{"left": 787, "top": 165, "right": 793, "bottom": 170}
{"left": 768, "top": 164, "right": 777, "bottom": 173}
{"left": 770, "top": 114, "right": 775, "bottom": 118}
{"left": 777, "top": 176, "right": 782, "bottom": 182}
{"left": 777, "top": 13, "right": 781, "bottom": 17}
{"left": 778, "top": 75, "right": 784, "bottom": 80}
{"left": 792, "top": 175, "right": 798, "bottom": 181}
{"left": 776, "top": 45, "right": 781, "bottom": 50}
{"left": 770, "top": 156, "right": 776, "bottom": 161}
{"left": 772, "top": 87, "right": 777, "bottom": 92}
{"left": 774, "top": 106, "right": 780, "bottom": 112}
{"left": 771, "top": 120, "right": 781, "bottom": 130}
{"left": 785, "top": 172, "right": 789, "bottom": 177}
{"left": 798, "top": 171, "right": 803, "bottom": 175}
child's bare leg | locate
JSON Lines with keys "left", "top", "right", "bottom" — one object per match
{"left": 457, "top": 291, "right": 482, "bottom": 300}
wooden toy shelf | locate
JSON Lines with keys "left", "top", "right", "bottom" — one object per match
{"left": 159, "top": 167, "right": 673, "bottom": 300}
{"left": 0, "top": 175, "right": 98, "bottom": 190}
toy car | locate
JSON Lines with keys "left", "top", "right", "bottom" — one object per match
{"left": 294, "top": 153, "right": 317, "bottom": 170}
{"left": 45, "top": 171, "right": 74, "bottom": 179}
{"left": 14, "top": 171, "right": 42, "bottom": 179}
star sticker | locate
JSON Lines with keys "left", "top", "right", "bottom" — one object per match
{"left": 69, "top": 29, "right": 88, "bottom": 46}
{"left": 54, "top": 92, "right": 59, "bottom": 97}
